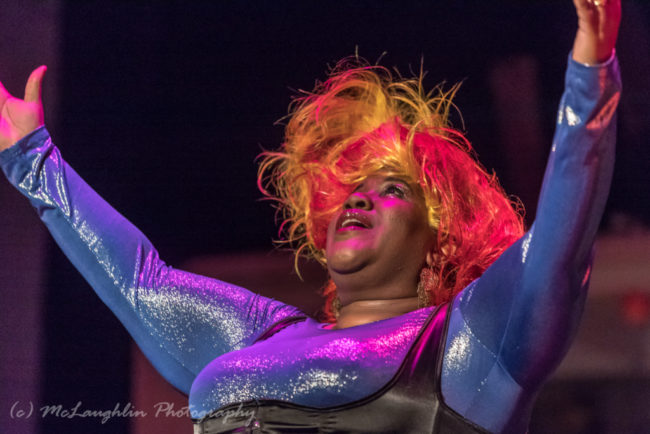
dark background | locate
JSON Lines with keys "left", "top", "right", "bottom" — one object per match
{"left": 7, "top": 1, "right": 650, "bottom": 433}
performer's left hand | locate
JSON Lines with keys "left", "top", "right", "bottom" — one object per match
{"left": 572, "top": 0, "right": 621, "bottom": 64}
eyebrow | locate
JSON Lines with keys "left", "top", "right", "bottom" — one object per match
{"left": 383, "top": 176, "right": 410, "bottom": 186}
{"left": 352, "top": 176, "right": 412, "bottom": 193}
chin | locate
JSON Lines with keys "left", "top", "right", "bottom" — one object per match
{"left": 326, "top": 250, "right": 370, "bottom": 276}
{"left": 327, "top": 260, "right": 368, "bottom": 276}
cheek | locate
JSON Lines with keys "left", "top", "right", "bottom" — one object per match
{"left": 391, "top": 208, "right": 434, "bottom": 249}
{"left": 324, "top": 214, "right": 341, "bottom": 257}
{"left": 325, "top": 214, "right": 337, "bottom": 240}
{"left": 388, "top": 203, "right": 426, "bottom": 231}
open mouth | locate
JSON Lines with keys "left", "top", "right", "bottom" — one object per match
{"left": 336, "top": 210, "right": 372, "bottom": 231}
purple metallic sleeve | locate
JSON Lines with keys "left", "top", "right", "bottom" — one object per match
{"left": 442, "top": 53, "right": 621, "bottom": 432}
{"left": 0, "top": 130, "right": 304, "bottom": 395}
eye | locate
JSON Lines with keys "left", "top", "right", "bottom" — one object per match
{"left": 382, "top": 183, "right": 408, "bottom": 198}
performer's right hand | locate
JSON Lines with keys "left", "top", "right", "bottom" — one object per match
{"left": 0, "top": 65, "right": 46, "bottom": 151}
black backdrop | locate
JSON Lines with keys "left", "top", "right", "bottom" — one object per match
{"left": 40, "top": 1, "right": 650, "bottom": 432}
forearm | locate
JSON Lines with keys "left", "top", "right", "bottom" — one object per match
{"left": 0, "top": 128, "right": 303, "bottom": 392}
{"left": 529, "top": 52, "right": 619, "bottom": 292}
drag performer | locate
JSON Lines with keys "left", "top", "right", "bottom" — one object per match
{"left": 0, "top": 0, "right": 621, "bottom": 432}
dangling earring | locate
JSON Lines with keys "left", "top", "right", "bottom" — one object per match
{"left": 417, "top": 266, "right": 435, "bottom": 308}
{"left": 331, "top": 296, "right": 341, "bottom": 320}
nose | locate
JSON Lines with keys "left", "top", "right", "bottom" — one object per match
{"left": 343, "top": 192, "right": 373, "bottom": 210}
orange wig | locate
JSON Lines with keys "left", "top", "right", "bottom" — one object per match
{"left": 258, "top": 57, "right": 524, "bottom": 322}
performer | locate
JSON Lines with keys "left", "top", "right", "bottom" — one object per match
{"left": 0, "top": 0, "right": 621, "bottom": 432}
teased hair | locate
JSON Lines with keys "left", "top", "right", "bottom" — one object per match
{"left": 258, "top": 57, "right": 524, "bottom": 322}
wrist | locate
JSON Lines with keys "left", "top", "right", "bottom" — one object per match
{"left": 0, "top": 126, "right": 49, "bottom": 163}
{"left": 572, "top": 29, "right": 616, "bottom": 65}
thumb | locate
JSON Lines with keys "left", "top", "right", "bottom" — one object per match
{"left": 0, "top": 79, "right": 9, "bottom": 106}
{"left": 24, "top": 65, "right": 47, "bottom": 104}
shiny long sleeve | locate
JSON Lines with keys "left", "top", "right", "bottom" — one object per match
{"left": 442, "top": 54, "right": 621, "bottom": 432}
{"left": 0, "top": 131, "right": 303, "bottom": 395}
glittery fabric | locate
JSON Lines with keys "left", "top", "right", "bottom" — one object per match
{"left": 190, "top": 307, "right": 432, "bottom": 418}
{"left": 441, "top": 53, "right": 621, "bottom": 433}
{"left": 0, "top": 130, "right": 303, "bottom": 394}
{"left": 0, "top": 52, "right": 620, "bottom": 433}
{"left": 195, "top": 304, "right": 491, "bottom": 434}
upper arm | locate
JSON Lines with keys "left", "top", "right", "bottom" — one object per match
{"left": 131, "top": 264, "right": 304, "bottom": 393}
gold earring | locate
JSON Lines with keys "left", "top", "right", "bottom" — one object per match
{"left": 331, "top": 296, "right": 341, "bottom": 319}
{"left": 417, "top": 266, "right": 434, "bottom": 308}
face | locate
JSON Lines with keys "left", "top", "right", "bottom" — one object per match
{"left": 325, "top": 174, "right": 436, "bottom": 300}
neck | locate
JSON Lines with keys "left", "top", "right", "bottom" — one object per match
{"left": 333, "top": 296, "right": 420, "bottom": 329}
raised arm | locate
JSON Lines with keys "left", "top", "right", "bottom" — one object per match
{"left": 0, "top": 71, "right": 303, "bottom": 395}
{"left": 441, "top": 1, "right": 621, "bottom": 432}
